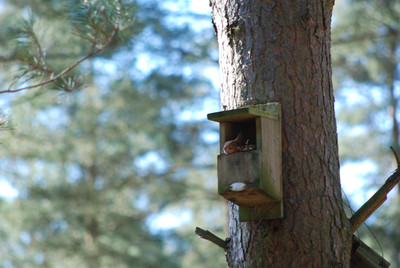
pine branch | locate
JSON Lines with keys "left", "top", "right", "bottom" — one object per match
{"left": 195, "top": 227, "right": 229, "bottom": 250}
{"left": 0, "top": 0, "right": 123, "bottom": 94}
{"left": 349, "top": 147, "right": 400, "bottom": 233}
{"left": 0, "top": 53, "right": 85, "bottom": 63}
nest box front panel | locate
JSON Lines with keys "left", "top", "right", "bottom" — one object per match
{"left": 259, "top": 116, "right": 282, "bottom": 199}
{"left": 218, "top": 150, "right": 274, "bottom": 207}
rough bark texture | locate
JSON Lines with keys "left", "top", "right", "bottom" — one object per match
{"left": 209, "top": 0, "right": 352, "bottom": 267}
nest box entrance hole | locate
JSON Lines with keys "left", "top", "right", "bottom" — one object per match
{"left": 221, "top": 118, "right": 257, "bottom": 154}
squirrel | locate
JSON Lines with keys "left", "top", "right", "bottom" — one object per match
{"left": 223, "top": 132, "right": 256, "bottom": 154}
{"left": 223, "top": 132, "right": 245, "bottom": 154}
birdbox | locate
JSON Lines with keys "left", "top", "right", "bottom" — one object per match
{"left": 207, "top": 103, "right": 282, "bottom": 221}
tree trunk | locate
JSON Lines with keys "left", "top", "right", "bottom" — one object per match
{"left": 209, "top": 0, "right": 352, "bottom": 267}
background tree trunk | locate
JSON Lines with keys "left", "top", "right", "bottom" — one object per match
{"left": 209, "top": 0, "right": 352, "bottom": 266}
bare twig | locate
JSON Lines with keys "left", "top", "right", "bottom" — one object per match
{"left": 195, "top": 227, "right": 229, "bottom": 251}
{"left": 0, "top": 1, "right": 122, "bottom": 94}
{"left": 390, "top": 146, "right": 400, "bottom": 166}
{"left": 349, "top": 147, "right": 400, "bottom": 233}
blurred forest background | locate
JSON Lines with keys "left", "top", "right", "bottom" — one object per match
{"left": 0, "top": 0, "right": 399, "bottom": 267}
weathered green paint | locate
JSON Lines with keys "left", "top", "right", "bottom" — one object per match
{"left": 207, "top": 103, "right": 280, "bottom": 122}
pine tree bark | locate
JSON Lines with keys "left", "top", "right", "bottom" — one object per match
{"left": 209, "top": 0, "right": 352, "bottom": 267}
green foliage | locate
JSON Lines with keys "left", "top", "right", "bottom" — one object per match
{"left": 332, "top": 0, "right": 400, "bottom": 175}
{"left": 0, "top": 0, "right": 225, "bottom": 267}
{"left": 332, "top": 0, "right": 400, "bottom": 265}
{"left": 3, "top": 0, "right": 138, "bottom": 93}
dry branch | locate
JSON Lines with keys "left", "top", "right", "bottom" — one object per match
{"left": 349, "top": 147, "right": 400, "bottom": 233}
{"left": 195, "top": 227, "right": 229, "bottom": 250}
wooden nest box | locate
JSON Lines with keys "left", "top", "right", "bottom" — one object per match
{"left": 207, "top": 103, "right": 283, "bottom": 221}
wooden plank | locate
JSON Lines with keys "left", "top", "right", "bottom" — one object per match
{"left": 219, "top": 122, "right": 232, "bottom": 154}
{"left": 218, "top": 151, "right": 261, "bottom": 194}
{"left": 207, "top": 103, "right": 280, "bottom": 122}
{"left": 351, "top": 235, "right": 390, "bottom": 268}
{"left": 218, "top": 151, "right": 281, "bottom": 206}
{"left": 260, "top": 116, "right": 282, "bottom": 199}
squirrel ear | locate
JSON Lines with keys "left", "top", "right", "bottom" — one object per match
{"left": 235, "top": 132, "right": 243, "bottom": 141}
